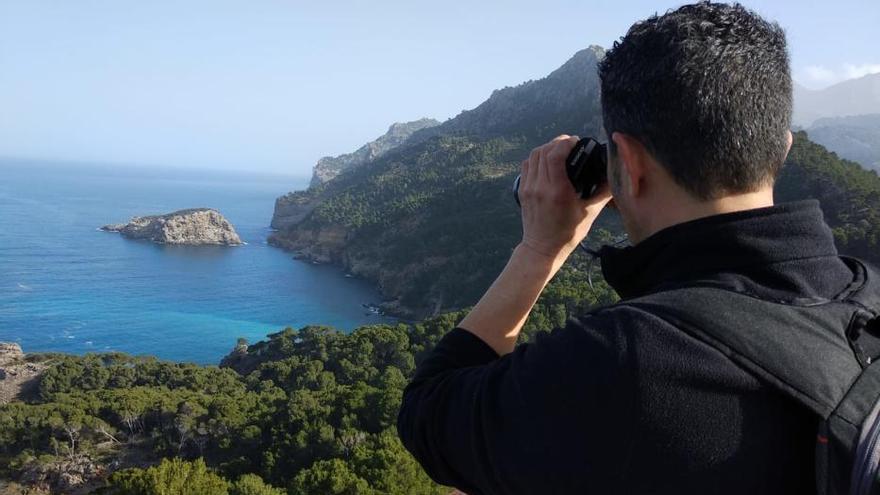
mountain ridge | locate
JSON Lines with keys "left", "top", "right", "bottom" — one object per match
{"left": 793, "top": 73, "right": 880, "bottom": 127}
{"left": 805, "top": 114, "right": 880, "bottom": 172}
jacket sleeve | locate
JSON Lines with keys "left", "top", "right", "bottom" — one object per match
{"left": 397, "top": 313, "right": 636, "bottom": 495}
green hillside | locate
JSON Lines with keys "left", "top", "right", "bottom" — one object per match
{"left": 777, "top": 131, "right": 880, "bottom": 259}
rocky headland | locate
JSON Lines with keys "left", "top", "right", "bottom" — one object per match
{"left": 101, "top": 208, "right": 242, "bottom": 246}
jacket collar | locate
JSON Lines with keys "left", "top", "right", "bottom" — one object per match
{"left": 598, "top": 200, "right": 839, "bottom": 299}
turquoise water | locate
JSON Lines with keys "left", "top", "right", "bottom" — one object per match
{"left": 0, "top": 160, "right": 394, "bottom": 363}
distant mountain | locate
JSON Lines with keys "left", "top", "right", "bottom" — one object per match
{"left": 310, "top": 118, "right": 439, "bottom": 188}
{"left": 269, "top": 47, "right": 880, "bottom": 319}
{"left": 793, "top": 74, "right": 880, "bottom": 127}
{"left": 805, "top": 114, "right": 880, "bottom": 171}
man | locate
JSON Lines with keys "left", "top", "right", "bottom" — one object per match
{"left": 396, "top": 2, "right": 860, "bottom": 494}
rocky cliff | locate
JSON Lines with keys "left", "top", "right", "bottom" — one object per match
{"left": 101, "top": 208, "right": 242, "bottom": 246}
{"left": 270, "top": 191, "right": 324, "bottom": 231}
{"left": 309, "top": 118, "right": 440, "bottom": 188}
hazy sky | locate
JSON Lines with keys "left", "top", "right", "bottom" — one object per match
{"left": 1, "top": 0, "right": 877, "bottom": 174}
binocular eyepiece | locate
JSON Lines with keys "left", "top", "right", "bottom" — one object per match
{"left": 513, "top": 137, "right": 608, "bottom": 207}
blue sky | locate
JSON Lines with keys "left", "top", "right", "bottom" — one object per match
{"left": 1, "top": 0, "right": 877, "bottom": 174}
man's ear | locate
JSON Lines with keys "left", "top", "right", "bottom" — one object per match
{"left": 784, "top": 130, "right": 793, "bottom": 156}
{"left": 611, "top": 132, "right": 647, "bottom": 198}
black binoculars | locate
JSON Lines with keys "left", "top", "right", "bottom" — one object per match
{"left": 513, "top": 137, "right": 608, "bottom": 207}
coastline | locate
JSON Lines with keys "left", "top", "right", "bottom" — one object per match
{"left": 267, "top": 232, "right": 424, "bottom": 322}
{"left": 0, "top": 161, "right": 390, "bottom": 364}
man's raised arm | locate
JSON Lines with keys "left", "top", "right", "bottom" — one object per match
{"left": 457, "top": 134, "right": 611, "bottom": 355}
{"left": 397, "top": 135, "right": 622, "bottom": 494}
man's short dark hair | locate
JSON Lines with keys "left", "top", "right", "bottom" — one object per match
{"left": 598, "top": 1, "right": 792, "bottom": 200}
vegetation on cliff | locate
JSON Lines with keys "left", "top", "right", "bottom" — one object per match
{"left": 309, "top": 118, "right": 440, "bottom": 189}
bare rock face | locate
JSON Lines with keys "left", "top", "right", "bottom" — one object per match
{"left": 270, "top": 192, "right": 321, "bottom": 231}
{"left": 18, "top": 455, "right": 104, "bottom": 493}
{"left": 0, "top": 342, "right": 45, "bottom": 404}
{"left": 220, "top": 338, "right": 256, "bottom": 374}
{"left": 0, "top": 342, "right": 23, "bottom": 366}
{"left": 101, "top": 208, "right": 242, "bottom": 246}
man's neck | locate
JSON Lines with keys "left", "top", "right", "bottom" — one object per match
{"left": 636, "top": 187, "right": 775, "bottom": 244}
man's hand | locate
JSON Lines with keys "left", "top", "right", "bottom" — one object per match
{"left": 456, "top": 135, "right": 612, "bottom": 355}
{"left": 517, "top": 135, "right": 612, "bottom": 263}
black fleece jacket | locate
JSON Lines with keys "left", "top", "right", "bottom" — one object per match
{"left": 397, "top": 200, "right": 856, "bottom": 494}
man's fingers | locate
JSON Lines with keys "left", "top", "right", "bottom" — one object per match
{"left": 522, "top": 135, "right": 584, "bottom": 204}
{"left": 544, "top": 135, "right": 572, "bottom": 184}
{"left": 520, "top": 159, "right": 530, "bottom": 198}
{"left": 547, "top": 136, "right": 579, "bottom": 186}
{"left": 538, "top": 142, "right": 553, "bottom": 184}
{"left": 523, "top": 147, "right": 541, "bottom": 199}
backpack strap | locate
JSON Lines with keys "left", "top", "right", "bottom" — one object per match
{"left": 620, "top": 258, "right": 880, "bottom": 418}
{"left": 619, "top": 257, "right": 880, "bottom": 495}
{"left": 838, "top": 257, "right": 880, "bottom": 369}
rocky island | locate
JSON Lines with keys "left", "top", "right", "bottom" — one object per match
{"left": 101, "top": 208, "right": 242, "bottom": 246}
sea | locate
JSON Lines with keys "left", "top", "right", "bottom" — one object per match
{"left": 0, "top": 159, "right": 394, "bottom": 364}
